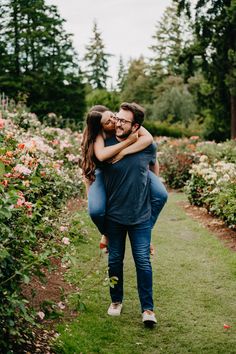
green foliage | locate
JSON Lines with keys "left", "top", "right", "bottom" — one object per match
{"left": 116, "top": 56, "right": 127, "bottom": 92}
{"left": 207, "top": 184, "right": 236, "bottom": 227}
{"left": 150, "top": 76, "right": 196, "bottom": 125}
{"left": 84, "top": 21, "right": 111, "bottom": 89}
{"left": 184, "top": 142, "right": 236, "bottom": 227}
{"left": 196, "top": 140, "right": 236, "bottom": 163}
{"left": 185, "top": 174, "right": 209, "bottom": 206}
{"left": 143, "top": 120, "right": 200, "bottom": 138}
{"left": 150, "top": 0, "right": 193, "bottom": 79}
{"left": 160, "top": 138, "right": 236, "bottom": 227}
{"left": 158, "top": 138, "right": 198, "bottom": 188}
{"left": 0, "top": 106, "right": 84, "bottom": 351}
{"left": 0, "top": 0, "right": 86, "bottom": 123}
{"left": 120, "top": 57, "right": 152, "bottom": 104}
{"left": 175, "top": 0, "right": 236, "bottom": 139}
{"left": 86, "top": 88, "right": 120, "bottom": 114}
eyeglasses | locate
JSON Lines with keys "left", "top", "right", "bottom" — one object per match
{"left": 115, "top": 116, "right": 133, "bottom": 125}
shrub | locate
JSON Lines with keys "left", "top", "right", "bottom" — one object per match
{"left": 0, "top": 108, "right": 84, "bottom": 351}
{"left": 196, "top": 140, "right": 236, "bottom": 163}
{"left": 157, "top": 137, "right": 199, "bottom": 189}
{"left": 185, "top": 155, "right": 236, "bottom": 228}
{"left": 144, "top": 120, "right": 199, "bottom": 138}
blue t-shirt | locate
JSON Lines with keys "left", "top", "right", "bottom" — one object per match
{"left": 102, "top": 137, "right": 157, "bottom": 225}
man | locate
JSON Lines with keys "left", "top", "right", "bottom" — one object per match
{"left": 102, "top": 102, "right": 158, "bottom": 326}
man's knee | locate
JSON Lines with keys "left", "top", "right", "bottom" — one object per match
{"left": 133, "top": 252, "right": 151, "bottom": 270}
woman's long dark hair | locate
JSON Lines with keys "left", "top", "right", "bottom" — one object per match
{"left": 81, "top": 105, "right": 108, "bottom": 182}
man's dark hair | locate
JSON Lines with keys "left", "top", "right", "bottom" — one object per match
{"left": 120, "top": 102, "right": 145, "bottom": 127}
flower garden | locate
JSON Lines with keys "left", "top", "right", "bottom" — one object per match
{"left": 158, "top": 137, "right": 236, "bottom": 229}
{"left": 0, "top": 106, "right": 84, "bottom": 351}
{"left": 0, "top": 104, "right": 236, "bottom": 351}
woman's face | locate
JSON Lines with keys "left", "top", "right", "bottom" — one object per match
{"left": 101, "top": 111, "right": 116, "bottom": 133}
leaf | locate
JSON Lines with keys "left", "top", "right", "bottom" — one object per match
{"left": 0, "top": 162, "right": 5, "bottom": 178}
{"left": 31, "top": 176, "right": 42, "bottom": 185}
{"left": 109, "top": 276, "right": 118, "bottom": 288}
{"left": 23, "top": 274, "right": 30, "bottom": 284}
{"left": 0, "top": 208, "right": 12, "bottom": 219}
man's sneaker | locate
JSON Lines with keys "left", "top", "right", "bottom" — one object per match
{"left": 107, "top": 302, "right": 123, "bottom": 316}
{"left": 142, "top": 310, "right": 157, "bottom": 327}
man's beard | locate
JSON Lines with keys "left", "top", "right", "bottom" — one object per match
{"left": 115, "top": 127, "right": 132, "bottom": 139}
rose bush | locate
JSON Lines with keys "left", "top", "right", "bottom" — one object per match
{"left": 0, "top": 107, "right": 84, "bottom": 351}
{"left": 158, "top": 137, "right": 236, "bottom": 228}
{"left": 185, "top": 155, "right": 236, "bottom": 228}
{"left": 157, "top": 136, "right": 200, "bottom": 189}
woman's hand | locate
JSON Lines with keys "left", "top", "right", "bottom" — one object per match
{"left": 127, "top": 131, "right": 139, "bottom": 144}
{"left": 110, "top": 150, "right": 126, "bottom": 164}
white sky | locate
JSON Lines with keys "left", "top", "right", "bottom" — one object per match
{"left": 46, "top": 0, "right": 172, "bottom": 85}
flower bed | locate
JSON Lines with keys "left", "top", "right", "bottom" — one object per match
{"left": 157, "top": 137, "right": 236, "bottom": 229}
{"left": 0, "top": 108, "right": 84, "bottom": 351}
{"left": 157, "top": 136, "right": 200, "bottom": 189}
{"left": 185, "top": 155, "right": 236, "bottom": 229}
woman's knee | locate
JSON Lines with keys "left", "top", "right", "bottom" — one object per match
{"left": 88, "top": 207, "right": 105, "bottom": 219}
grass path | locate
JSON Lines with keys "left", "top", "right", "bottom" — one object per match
{"left": 54, "top": 192, "right": 236, "bottom": 354}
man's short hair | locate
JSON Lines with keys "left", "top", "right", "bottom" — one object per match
{"left": 120, "top": 102, "right": 145, "bottom": 126}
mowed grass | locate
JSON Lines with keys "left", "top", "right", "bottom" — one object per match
{"left": 54, "top": 192, "right": 236, "bottom": 354}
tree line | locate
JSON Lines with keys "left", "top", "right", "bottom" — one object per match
{"left": 0, "top": 0, "right": 235, "bottom": 140}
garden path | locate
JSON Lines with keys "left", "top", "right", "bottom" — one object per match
{"left": 54, "top": 192, "right": 236, "bottom": 354}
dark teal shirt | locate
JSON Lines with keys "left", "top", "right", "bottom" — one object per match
{"left": 102, "top": 137, "right": 156, "bottom": 225}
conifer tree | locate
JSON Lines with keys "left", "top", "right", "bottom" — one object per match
{"left": 116, "top": 56, "right": 127, "bottom": 91}
{"left": 150, "top": 0, "right": 193, "bottom": 80}
{"left": 175, "top": 0, "right": 236, "bottom": 139}
{"left": 120, "top": 57, "right": 151, "bottom": 104}
{"left": 0, "top": 0, "right": 86, "bottom": 123}
{"left": 84, "top": 21, "right": 110, "bottom": 89}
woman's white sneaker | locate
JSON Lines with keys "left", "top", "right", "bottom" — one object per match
{"left": 107, "top": 302, "right": 123, "bottom": 316}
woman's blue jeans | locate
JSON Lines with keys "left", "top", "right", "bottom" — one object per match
{"left": 105, "top": 218, "right": 153, "bottom": 312}
{"left": 88, "top": 169, "right": 168, "bottom": 235}
{"left": 88, "top": 169, "right": 107, "bottom": 235}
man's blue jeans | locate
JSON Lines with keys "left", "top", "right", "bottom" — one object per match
{"left": 105, "top": 218, "right": 153, "bottom": 312}
{"left": 88, "top": 169, "right": 168, "bottom": 235}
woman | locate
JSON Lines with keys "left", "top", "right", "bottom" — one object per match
{"left": 81, "top": 105, "right": 168, "bottom": 253}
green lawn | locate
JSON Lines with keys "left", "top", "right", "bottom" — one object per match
{"left": 53, "top": 192, "right": 236, "bottom": 354}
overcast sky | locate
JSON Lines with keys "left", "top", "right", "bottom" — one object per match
{"left": 46, "top": 0, "right": 172, "bottom": 85}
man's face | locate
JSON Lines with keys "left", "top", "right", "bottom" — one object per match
{"left": 101, "top": 111, "right": 116, "bottom": 133}
{"left": 115, "top": 109, "right": 137, "bottom": 138}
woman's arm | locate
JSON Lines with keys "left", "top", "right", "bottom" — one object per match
{"left": 111, "top": 127, "right": 153, "bottom": 163}
{"left": 94, "top": 132, "right": 138, "bottom": 162}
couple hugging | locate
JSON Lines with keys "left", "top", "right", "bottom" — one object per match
{"left": 81, "top": 102, "right": 168, "bottom": 327}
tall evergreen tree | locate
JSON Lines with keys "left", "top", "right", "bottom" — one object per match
{"left": 150, "top": 0, "right": 193, "bottom": 81}
{"left": 0, "top": 0, "right": 86, "bottom": 123}
{"left": 84, "top": 21, "right": 110, "bottom": 89}
{"left": 116, "top": 56, "right": 127, "bottom": 91}
{"left": 121, "top": 57, "right": 151, "bottom": 104}
{"left": 175, "top": 0, "right": 236, "bottom": 139}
